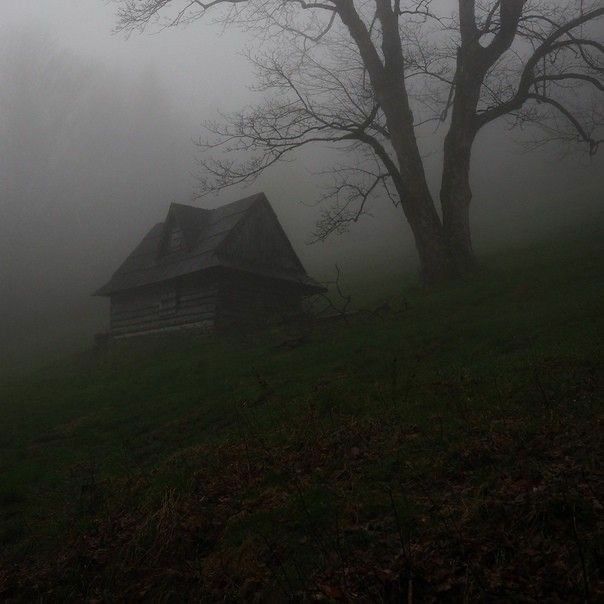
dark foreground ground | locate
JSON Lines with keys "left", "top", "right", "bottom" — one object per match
{"left": 1, "top": 231, "right": 602, "bottom": 601}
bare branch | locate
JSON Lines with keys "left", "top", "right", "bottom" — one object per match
{"left": 476, "top": 6, "right": 604, "bottom": 130}
{"left": 525, "top": 93, "right": 602, "bottom": 154}
{"left": 533, "top": 72, "right": 603, "bottom": 92}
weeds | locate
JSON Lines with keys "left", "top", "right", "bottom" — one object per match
{"left": 1, "top": 237, "right": 602, "bottom": 600}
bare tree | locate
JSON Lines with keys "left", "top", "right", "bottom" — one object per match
{"left": 115, "top": 0, "right": 603, "bottom": 283}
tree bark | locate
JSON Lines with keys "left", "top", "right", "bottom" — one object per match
{"left": 336, "top": 0, "right": 453, "bottom": 283}
{"left": 439, "top": 44, "right": 482, "bottom": 275}
{"left": 440, "top": 137, "right": 476, "bottom": 274}
{"left": 438, "top": 0, "right": 530, "bottom": 273}
{"left": 404, "top": 195, "right": 451, "bottom": 284}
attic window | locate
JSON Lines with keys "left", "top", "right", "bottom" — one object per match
{"left": 168, "top": 226, "right": 184, "bottom": 252}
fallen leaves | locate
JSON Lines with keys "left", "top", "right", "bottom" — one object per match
{"left": 2, "top": 362, "right": 602, "bottom": 602}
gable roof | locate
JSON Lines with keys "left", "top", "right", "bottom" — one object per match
{"left": 95, "top": 193, "right": 323, "bottom": 296}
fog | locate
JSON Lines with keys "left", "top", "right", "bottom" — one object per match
{"left": 1, "top": 0, "right": 602, "bottom": 368}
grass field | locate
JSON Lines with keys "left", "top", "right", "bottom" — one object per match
{"left": 1, "top": 229, "right": 602, "bottom": 600}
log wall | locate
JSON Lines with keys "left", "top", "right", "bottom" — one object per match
{"left": 109, "top": 271, "right": 305, "bottom": 337}
{"left": 110, "top": 275, "right": 218, "bottom": 336}
{"left": 215, "top": 273, "right": 303, "bottom": 330}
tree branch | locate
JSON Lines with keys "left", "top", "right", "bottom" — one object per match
{"left": 525, "top": 93, "right": 602, "bottom": 155}
{"left": 476, "top": 7, "right": 604, "bottom": 129}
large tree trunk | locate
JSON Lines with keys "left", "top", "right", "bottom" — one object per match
{"left": 404, "top": 190, "right": 451, "bottom": 284}
{"left": 337, "top": 0, "right": 454, "bottom": 284}
{"left": 439, "top": 44, "right": 483, "bottom": 275}
{"left": 387, "top": 117, "right": 452, "bottom": 283}
{"left": 440, "top": 137, "right": 476, "bottom": 274}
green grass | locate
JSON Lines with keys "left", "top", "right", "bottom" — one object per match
{"left": 1, "top": 229, "right": 602, "bottom": 600}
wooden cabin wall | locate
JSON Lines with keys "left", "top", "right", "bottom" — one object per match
{"left": 110, "top": 275, "right": 218, "bottom": 336}
{"left": 216, "top": 274, "right": 303, "bottom": 330}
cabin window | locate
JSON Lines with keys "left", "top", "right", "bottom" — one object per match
{"left": 168, "top": 226, "right": 184, "bottom": 252}
{"left": 159, "top": 289, "right": 179, "bottom": 318}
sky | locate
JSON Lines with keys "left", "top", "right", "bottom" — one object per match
{"left": 1, "top": 0, "right": 602, "bottom": 367}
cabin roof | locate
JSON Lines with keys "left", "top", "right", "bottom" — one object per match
{"left": 95, "top": 193, "right": 323, "bottom": 296}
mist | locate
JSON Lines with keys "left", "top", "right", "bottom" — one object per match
{"left": 1, "top": 0, "right": 602, "bottom": 368}
{"left": 1, "top": 3, "right": 603, "bottom": 598}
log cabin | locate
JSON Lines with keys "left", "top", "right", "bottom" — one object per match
{"left": 94, "top": 193, "right": 325, "bottom": 337}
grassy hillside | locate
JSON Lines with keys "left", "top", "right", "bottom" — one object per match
{"left": 1, "top": 231, "right": 602, "bottom": 601}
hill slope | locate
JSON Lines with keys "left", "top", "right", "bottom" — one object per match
{"left": 1, "top": 232, "right": 602, "bottom": 601}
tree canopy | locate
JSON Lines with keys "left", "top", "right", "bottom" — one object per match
{"left": 116, "top": 0, "right": 603, "bottom": 282}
